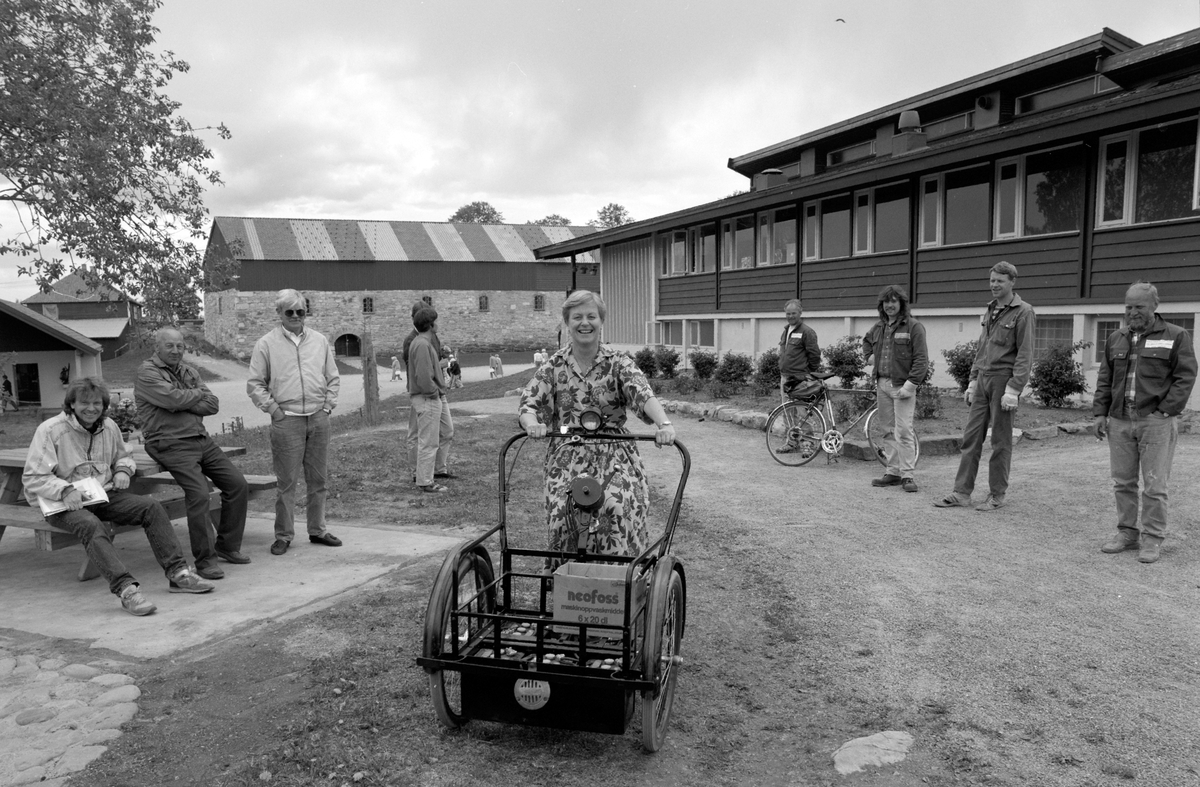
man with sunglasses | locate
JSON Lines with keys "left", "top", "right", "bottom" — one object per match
{"left": 247, "top": 290, "right": 343, "bottom": 555}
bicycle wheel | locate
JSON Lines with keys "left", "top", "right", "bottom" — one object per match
{"left": 864, "top": 407, "right": 921, "bottom": 467}
{"left": 424, "top": 548, "right": 496, "bottom": 728}
{"left": 765, "top": 400, "right": 827, "bottom": 466}
{"left": 642, "top": 560, "right": 685, "bottom": 752}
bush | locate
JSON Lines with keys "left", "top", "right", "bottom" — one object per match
{"left": 942, "top": 340, "right": 978, "bottom": 393}
{"left": 672, "top": 374, "right": 703, "bottom": 395}
{"left": 752, "top": 349, "right": 781, "bottom": 397}
{"left": 915, "top": 360, "right": 944, "bottom": 420}
{"left": 709, "top": 380, "right": 736, "bottom": 399}
{"left": 823, "top": 335, "right": 865, "bottom": 389}
{"left": 689, "top": 349, "right": 719, "bottom": 381}
{"left": 633, "top": 347, "right": 656, "bottom": 378}
{"left": 714, "top": 351, "right": 753, "bottom": 386}
{"left": 1030, "top": 341, "right": 1091, "bottom": 408}
{"left": 653, "top": 346, "right": 680, "bottom": 379}
{"left": 107, "top": 397, "right": 142, "bottom": 433}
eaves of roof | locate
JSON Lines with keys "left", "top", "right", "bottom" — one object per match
{"left": 0, "top": 299, "right": 103, "bottom": 354}
{"left": 727, "top": 28, "right": 1140, "bottom": 177}
{"left": 534, "top": 69, "right": 1200, "bottom": 259}
{"left": 23, "top": 271, "right": 133, "bottom": 304}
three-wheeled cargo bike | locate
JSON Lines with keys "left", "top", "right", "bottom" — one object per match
{"left": 417, "top": 428, "right": 690, "bottom": 751}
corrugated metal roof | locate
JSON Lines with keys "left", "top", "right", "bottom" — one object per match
{"left": 211, "top": 217, "right": 597, "bottom": 264}
{"left": 23, "top": 272, "right": 131, "bottom": 304}
{"left": 56, "top": 318, "right": 129, "bottom": 339}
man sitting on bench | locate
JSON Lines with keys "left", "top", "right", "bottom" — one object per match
{"left": 23, "top": 378, "right": 214, "bottom": 616}
{"left": 136, "top": 327, "right": 250, "bottom": 580}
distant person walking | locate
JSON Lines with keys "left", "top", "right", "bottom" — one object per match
{"left": 0, "top": 373, "right": 15, "bottom": 413}
{"left": 1094, "top": 281, "right": 1197, "bottom": 563}
{"left": 935, "top": 261, "right": 1035, "bottom": 512}
{"left": 489, "top": 352, "right": 504, "bottom": 379}
{"left": 390, "top": 355, "right": 403, "bottom": 382}
{"left": 247, "top": 289, "right": 343, "bottom": 556}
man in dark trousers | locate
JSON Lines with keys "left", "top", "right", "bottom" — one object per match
{"left": 778, "top": 299, "right": 822, "bottom": 399}
{"left": 935, "top": 261, "right": 1035, "bottom": 512}
{"left": 1094, "top": 281, "right": 1196, "bottom": 564}
{"left": 136, "top": 327, "right": 250, "bottom": 579}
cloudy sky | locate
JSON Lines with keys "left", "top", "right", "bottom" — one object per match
{"left": 1, "top": 0, "right": 1196, "bottom": 301}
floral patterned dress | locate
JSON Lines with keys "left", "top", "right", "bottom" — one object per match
{"left": 519, "top": 344, "right": 657, "bottom": 559}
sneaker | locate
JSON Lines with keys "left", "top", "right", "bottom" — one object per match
{"left": 215, "top": 549, "right": 251, "bottom": 564}
{"left": 1101, "top": 534, "right": 1139, "bottom": 553}
{"left": 168, "top": 567, "right": 216, "bottom": 594}
{"left": 871, "top": 474, "right": 903, "bottom": 487}
{"left": 934, "top": 493, "right": 969, "bottom": 508}
{"left": 418, "top": 483, "right": 448, "bottom": 493}
{"left": 975, "top": 495, "right": 1006, "bottom": 512}
{"left": 119, "top": 584, "right": 156, "bottom": 616}
{"left": 270, "top": 539, "right": 289, "bottom": 556}
{"left": 902, "top": 478, "right": 919, "bottom": 493}
{"left": 1138, "top": 541, "right": 1162, "bottom": 564}
{"left": 195, "top": 562, "right": 224, "bottom": 580}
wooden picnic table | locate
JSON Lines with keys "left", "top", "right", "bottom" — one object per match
{"left": 0, "top": 444, "right": 276, "bottom": 581}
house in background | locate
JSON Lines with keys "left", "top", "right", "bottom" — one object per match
{"left": 535, "top": 26, "right": 1200, "bottom": 406}
{"left": 0, "top": 298, "right": 103, "bottom": 410}
{"left": 22, "top": 271, "right": 141, "bottom": 360}
{"left": 202, "top": 218, "right": 599, "bottom": 359}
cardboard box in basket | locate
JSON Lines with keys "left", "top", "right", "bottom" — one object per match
{"left": 551, "top": 562, "right": 645, "bottom": 631}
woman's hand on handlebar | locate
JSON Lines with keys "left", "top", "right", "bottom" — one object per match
{"left": 655, "top": 423, "right": 676, "bottom": 447}
{"left": 522, "top": 420, "right": 549, "bottom": 438}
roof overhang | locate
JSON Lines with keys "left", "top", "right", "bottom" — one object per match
{"left": 1102, "top": 27, "right": 1200, "bottom": 88}
{"left": 0, "top": 299, "right": 103, "bottom": 354}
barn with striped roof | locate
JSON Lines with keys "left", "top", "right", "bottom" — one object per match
{"left": 202, "top": 217, "right": 599, "bottom": 358}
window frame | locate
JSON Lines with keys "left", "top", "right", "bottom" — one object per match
{"left": 919, "top": 175, "right": 943, "bottom": 248}
{"left": 478, "top": 294, "right": 489, "bottom": 312}
{"left": 533, "top": 294, "right": 545, "bottom": 312}
{"left": 1094, "top": 318, "right": 1121, "bottom": 363}
{"left": 362, "top": 296, "right": 374, "bottom": 314}
{"left": 687, "top": 319, "right": 715, "bottom": 348}
{"left": 1097, "top": 116, "right": 1200, "bottom": 227}
{"left": 853, "top": 190, "right": 873, "bottom": 255}
{"left": 994, "top": 143, "right": 1085, "bottom": 240}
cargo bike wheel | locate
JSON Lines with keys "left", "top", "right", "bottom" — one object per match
{"left": 765, "top": 400, "right": 826, "bottom": 467}
{"left": 641, "top": 559, "right": 685, "bottom": 752}
{"left": 423, "top": 547, "right": 496, "bottom": 728}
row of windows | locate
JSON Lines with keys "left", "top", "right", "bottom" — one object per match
{"left": 358, "top": 294, "right": 546, "bottom": 314}
{"left": 660, "top": 115, "right": 1200, "bottom": 276}
{"left": 647, "top": 315, "right": 1197, "bottom": 367}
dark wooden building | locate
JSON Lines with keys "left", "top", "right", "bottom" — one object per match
{"left": 22, "top": 272, "right": 141, "bottom": 360}
{"left": 535, "top": 26, "right": 1200, "bottom": 402}
{"left": 203, "top": 218, "right": 599, "bottom": 358}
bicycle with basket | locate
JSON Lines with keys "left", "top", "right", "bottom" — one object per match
{"left": 417, "top": 416, "right": 691, "bottom": 752}
{"left": 764, "top": 370, "right": 922, "bottom": 467}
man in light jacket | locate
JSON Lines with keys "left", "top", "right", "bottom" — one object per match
{"left": 24, "top": 378, "right": 214, "bottom": 616}
{"left": 247, "top": 289, "right": 342, "bottom": 555}
{"left": 137, "top": 327, "right": 249, "bottom": 579}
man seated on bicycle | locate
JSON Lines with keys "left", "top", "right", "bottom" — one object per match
{"left": 863, "top": 285, "right": 928, "bottom": 492}
{"left": 778, "top": 299, "right": 822, "bottom": 450}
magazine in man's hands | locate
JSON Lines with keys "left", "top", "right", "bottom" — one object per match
{"left": 38, "top": 476, "right": 109, "bottom": 516}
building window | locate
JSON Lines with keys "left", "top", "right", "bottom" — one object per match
{"left": 1098, "top": 118, "right": 1200, "bottom": 227}
{"left": 362, "top": 296, "right": 374, "bottom": 314}
{"left": 1095, "top": 318, "right": 1121, "bottom": 363}
{"left": 670, "top": 230, "right": 687, "bottom": 274}
{"left": 721, "top": 215, "right": 754, "bottom": 269}
{"left": 756, "top": 211, "right": 773, "bottom": 266}
{"left": 688, "top": 320, "right": 715, "bottom": 347}
{"left": 305, "top": 298, "right": 313, "bottom": 316}
{"left": 826, "top": 139, "right": 875, "bottom": 167}
{"left": 922, "top": 166, "right": 990, "bottom": 247}
{"left": 771, "top": 206, "right": 797, "bottom": 266}
{"left": 692, "top": 223, "right": 717, "bottom": 272}
{"left": 659, "top": 320, "right": 683, "bottom": 345}
{"left": 1016, "top": 75, "right": 1119, "bottom": 116}
{"left": 1033, "top": 316, "right": 1074, "bottom": 362}
{"left": 478, "top": 295, "right": 489, "bottom": 312}
{"left": 995, "top": 145, "right": 1085, "bottom": 239}
{"left": 924, "top": 111, "right": 975, "bottom": 140}
{"left": 421, "top": 295, "right": 432, "bottom": 307}
{"left": 873, "top": 182, "right": 910, "bottom": 253}
{"left": 803, "top": 204, "right": 818, "bottom": 260}
{"left": 533, "top": 294, "right": 545, "bottom": 311}
{"left": 1160, "top": 314, "right": 1196, "bottom": 339}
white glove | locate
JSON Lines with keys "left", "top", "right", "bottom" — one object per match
{"left": 965, "top": 380, "right": 977, "bottom": 405}
{"left": 1001, "top": 391, "right": 1020, "bottom": 411}
{"left": 897, "top": 381, "right": 917, "bottom": 399}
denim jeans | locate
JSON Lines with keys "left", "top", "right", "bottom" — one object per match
{"left": 411, "top": 394, "right": 454, "bottom": 485}
{"left": 46, "top": 490, "right": 187, "bottom": 595}
{"left": 953, "top": 373, "right": 1015, "bottom": 501}
{"left": 1108, "top": 413, "right": 1178, "bottom": 541}
{"left": 875, "top": 380, "right": 918, "bottom": 478}
{"left": 269, "top": 411, "right": 330, "bottom": 542}
{"left": 145, "top": 435, "right": 248, "bottom": 567}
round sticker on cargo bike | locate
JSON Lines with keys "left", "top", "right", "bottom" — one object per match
{"left": 514, "top": 678, "right": 551, "bottom": 710}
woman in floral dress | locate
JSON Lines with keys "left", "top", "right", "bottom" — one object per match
{"left": 518, "top": 291, "right": 677, "bottom": 558}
